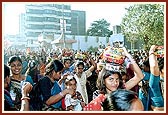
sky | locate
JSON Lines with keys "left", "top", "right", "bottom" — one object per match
{"left": 3, "top": 2, "right": 132, "bottom": 35}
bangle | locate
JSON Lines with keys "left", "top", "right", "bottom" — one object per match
{"left": 21, "top": 96, "right": 30, "bottom": 101}
{"left": 59, "top": 92, "right": 64, "bottom": 97}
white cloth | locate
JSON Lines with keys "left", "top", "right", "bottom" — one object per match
{"left": 74, "top": 70, "right": 92, "bottom": 104}
{"left": 65, "top": 94, "right": 82, "bottom": 111}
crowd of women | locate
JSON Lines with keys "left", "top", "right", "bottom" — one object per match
{"left": 4, "top": 44, "right": 164, "bottom": 111}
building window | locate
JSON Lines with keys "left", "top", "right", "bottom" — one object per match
{"left": 57, "top": 11, "right": 62, "bottom": 16}
{"left": 66, "top": 19, "right": 71, "bottom": 24}
{"left": 64, "top": 5, "right": 71, "bottom": 10}
{"left": 66, "top": 26, "right": 71, "bottom": 31}
{"left": 57, "top": 5, "right": 62, "bottom": 9}
{"left": 55, "top": 25, "right": 60, "bottom": 30}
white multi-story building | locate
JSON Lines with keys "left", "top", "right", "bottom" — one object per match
{"left": 19, "top": 3, "right": 86, "bottom": 49}
{"left": 24, "top": 4, "right": 71, "bottom": 48}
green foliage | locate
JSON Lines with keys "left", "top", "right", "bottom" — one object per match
{"left": 121, "top": 4, "right": 164, "bottom": 50}
{"left": 87, "top": 46, "right": 98, "bottom": 52}
{"left": 87, "top": 19, "right": 112, "bottom": 37}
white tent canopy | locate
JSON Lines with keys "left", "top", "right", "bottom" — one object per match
{"left": 51, "top": 32, "right": 64, "bottom": 44}
{"left": 51, "top": 32, "right": 77, "bottom": 44}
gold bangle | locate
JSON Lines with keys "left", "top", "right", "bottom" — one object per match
{"left": 21, "top": 96, "right": 30, "bottom": 100}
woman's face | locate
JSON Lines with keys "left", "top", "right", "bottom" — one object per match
{"left": 76, "top": 65, "right": 84, "bottom": 74}
{"left": 105, "top": 74, "right": 120, "bottom": 94}
{"left": 66, "top": 79, "right": 77, "bottom": 91}
{"left": 53, "top": 71, "right": 62, "bottom": 81}
{"left": 122, "top": 75, "right": 127, "bottom": 83}
{"left": 64, "top": 60, "right": 71, "bottom": 68}
{"left": 10, "top": 60, "right": 22, "bottom": 75}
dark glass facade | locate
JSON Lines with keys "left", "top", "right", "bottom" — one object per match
{"left": 71, "top": 10, "right": 86, "bottom": 35}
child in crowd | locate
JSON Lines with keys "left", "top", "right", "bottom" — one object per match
{"left": 64, "top": 74, "right": 86, "bottom": 111}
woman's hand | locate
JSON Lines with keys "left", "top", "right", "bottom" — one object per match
{"left": 62, "top": 72, "right": 70, "bottom": 80}
{"left": 81, "top": 102, "right": 86, "bottom": 108}
{"left": 21, "top": 82, "right": 32, "bottom": 97}
{"left": 149, "top": 45, "right": 157, "bottom": 55}
{"left": 66, "top": 89, "right": 76, "bottom": 96}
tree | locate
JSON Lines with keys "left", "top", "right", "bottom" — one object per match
{"left": 87, "top": 19, "right": 112, "bottom": 37}
{"left": 87, "top": 46, "right": 98, "bottom": 53}
{"left": 121, "top": 4, "right": 164, "bottom": 50}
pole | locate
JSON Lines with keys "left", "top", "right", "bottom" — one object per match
{"left": 62, "top": 4, "right": 65, "bottom": 48}
{"left": 77, "top": 15, "right": 79, "bottom": 35}
{"left": 77, "top": 16, "right": 80, "bottom": 50}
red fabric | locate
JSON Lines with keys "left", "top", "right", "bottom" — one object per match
{"left": 61, "top": 97, "right": 66, "bottom": 110}
{"left": 83, "top": 94, "right": 106, "bottom": 111}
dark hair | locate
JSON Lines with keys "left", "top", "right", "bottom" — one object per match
{"left": 4, "top": 64, "right": 10, "bottom": 79}
{"left": 63, "top": 58, "right": 71, "bottom": 64}
{"left": 28, "top": 60, "right": 36, "bottom": 69}
{"left": 140, "top": 58, "right": 150, "bottom": 72}
{"left": 102, "top": 89, "right": 138, "bottom": 111}
{"left": 45, "top": 59, "right": 64, "bottom": 75}
{"left": 143, "top": 58, "right": 150, "bottom": 67}
{"left": 120, "top": 71, "right": 129, "bottom": 82}
{"left": 75, "top": 61, "right": 84, "bottom": 68}
{"left": 97, "top": 67, "right": 123, "bottom": 94}
{"left": 158, "top": 57, "right": 164, "bottom": 72}
{"left": 8, "top": 55, "right": 22, "bottom": 66}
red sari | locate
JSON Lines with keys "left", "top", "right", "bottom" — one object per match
{"left": 83, "top": 94, "right": 106, "bottom": 111}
